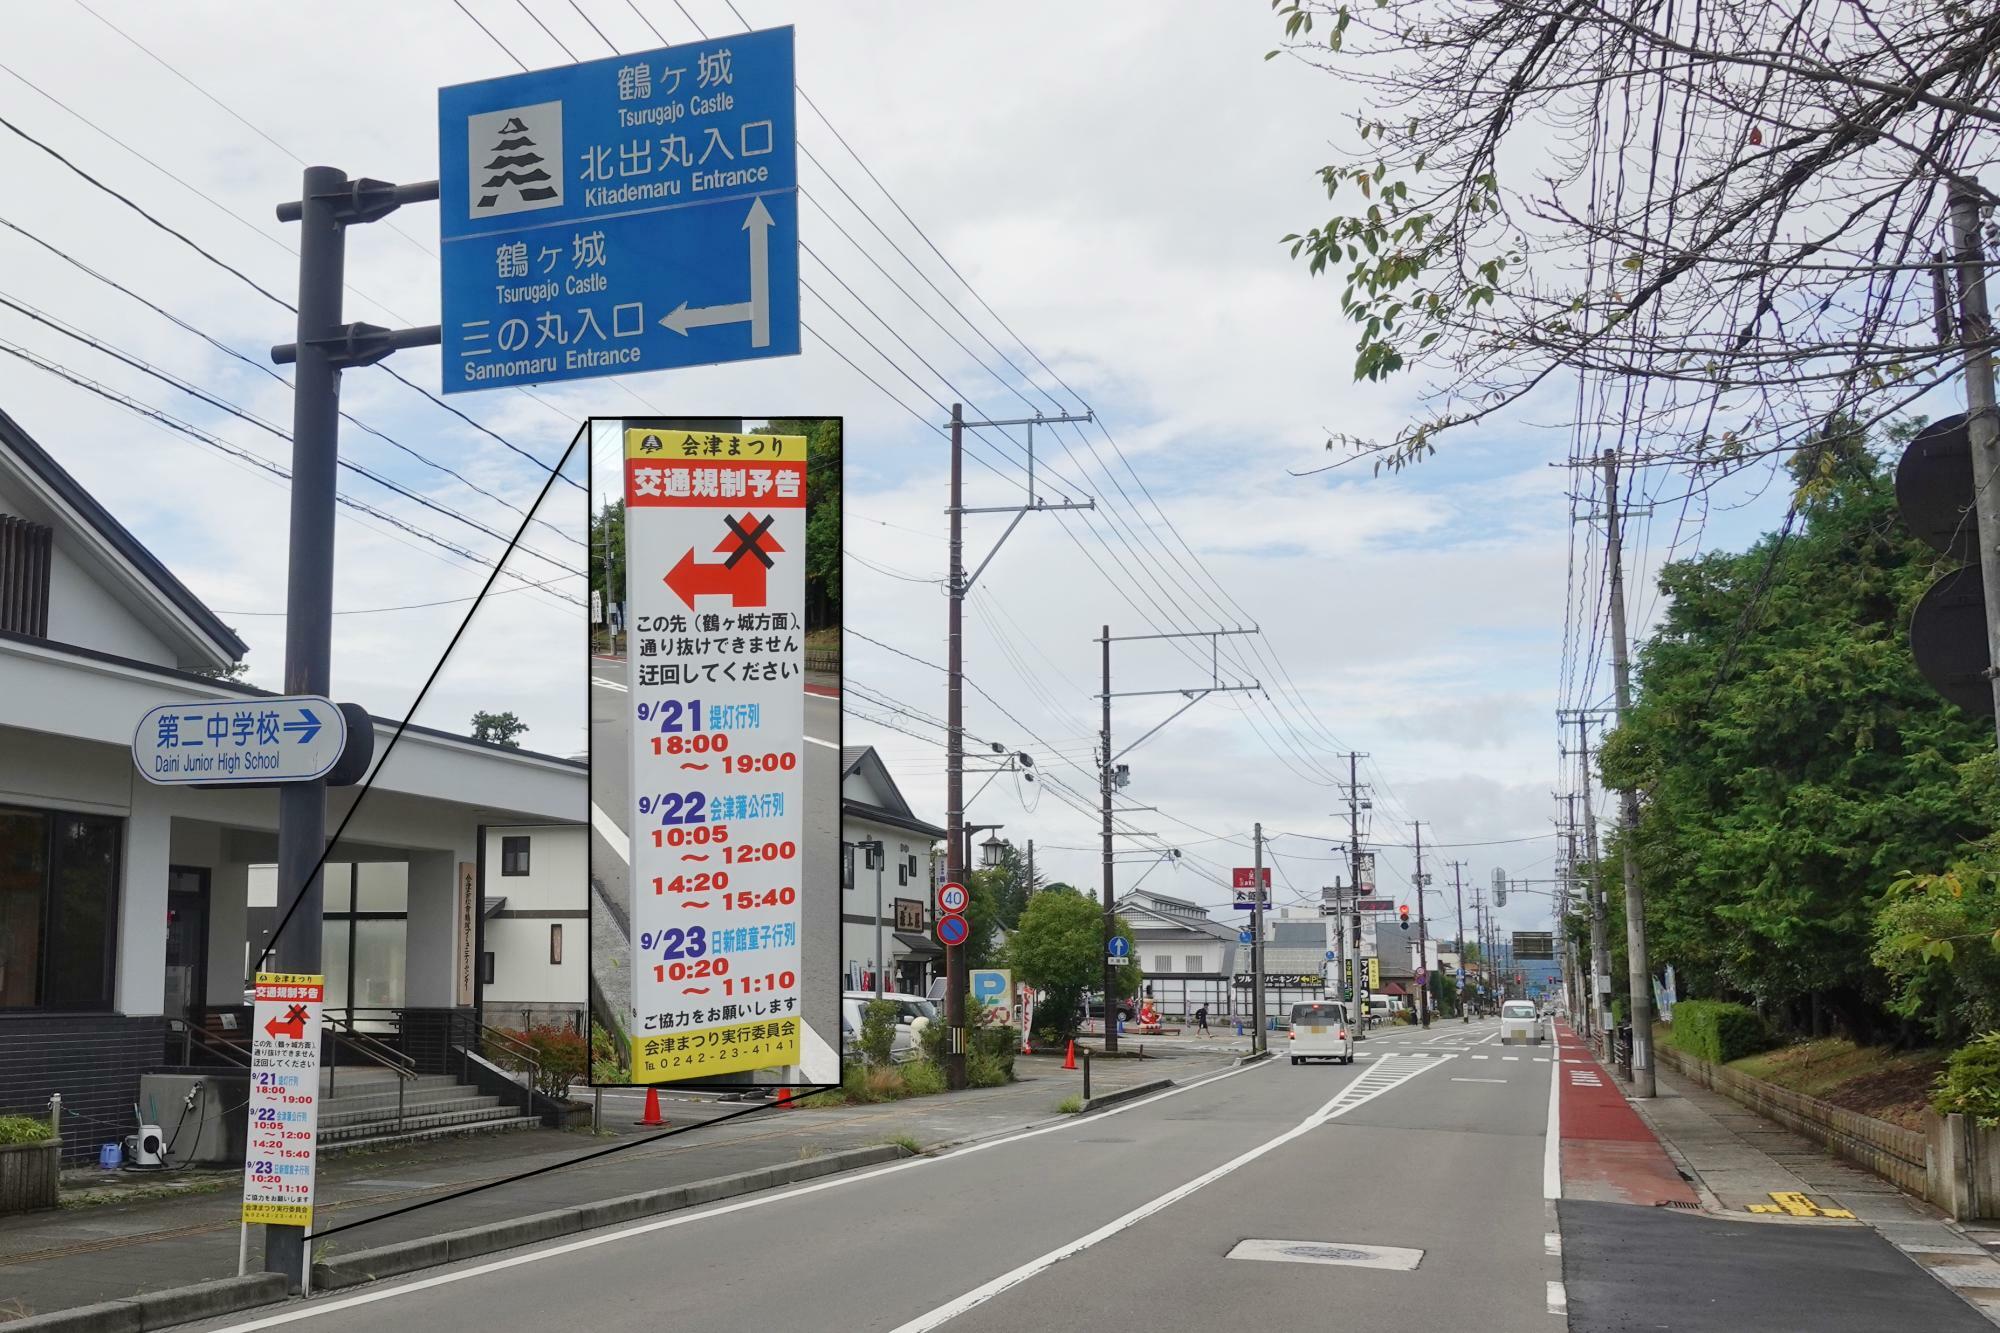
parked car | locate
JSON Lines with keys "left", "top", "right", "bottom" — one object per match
{"left": 1288, "top": 1001, "right": 1355, "bottom": 1065}
{"left": 841, "top": 991, "right": 937, "bottom": 1063}
{"left": 1081, "top": 992, "right": 1137, "bottom": 1024}
{"left": 1365, "top": 996, "right": 1392, "bottom": 1028}
{"left": 1500, "top": 999, "right": 1544, "bottom": 1045}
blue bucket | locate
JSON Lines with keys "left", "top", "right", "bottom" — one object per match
{"left": 99, "top": 1142, "right": 123, "bottom": 1170}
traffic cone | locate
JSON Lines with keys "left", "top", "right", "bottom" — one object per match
{"left": 775, "top": 1086, "right": 794, "bottom": 1109}
{"left": 1063, "top": 1040, "right": 1077, "bottom": 1071}
{"left": 635, "top": 1087, "right": 665, "bottom": 1127}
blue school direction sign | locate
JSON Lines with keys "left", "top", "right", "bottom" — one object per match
{"left": 133, "top": 697, "right": 353, "bottom": 786}
{"left": 438, "top": 26, "right": 799, "bottom": 393}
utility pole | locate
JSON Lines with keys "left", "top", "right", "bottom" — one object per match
{"left": 1252, "top": 822, "right": 1267, "bottom": 1053}
{"left": 1097, "top": 626, "right": 1259, "bottom": 1051}
{"left": 1602, "top": 449, "right": 1655, "bottom": 1097}
{"left": 1412, "top": 821, "right": 1430, "bottom": 1028}
{"left": 1566, "top": 711, "right": 1614, "bottom": 1049}
{"left": 944, "top": 405, "right": 1092, "bottom": 1087}
{"left": 263, "top": 168, "right": 439, "bottom": 1290}
{"left": 1027, "top": 838, "right": 1035, "bottom": 894}
{"left": 1451, "top": 860, "right": 1468, "bottom": 1022}
{"left": 1950, "top": 182, "right": 2000, "bottom": 744}
{"left": 1345, "top": 753, "right": 1367, "bottom": 1040}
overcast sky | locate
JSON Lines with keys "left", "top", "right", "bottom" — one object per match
{"left": 3, "top": 1, "right": 1902, "bottom": 942}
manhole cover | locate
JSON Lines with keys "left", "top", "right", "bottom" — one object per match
{"left": 1226, "top": 1239, "right": 1423, "bottom": 1270}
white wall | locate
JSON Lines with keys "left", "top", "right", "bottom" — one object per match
{"left": 484, "top": 825, "right": 586, "bottom": 910}
{"left": 0, "top": 471, "right": 178, "bottom": 668}
{"left": 483, "top": 915, "right": 586, "bottom": 1009}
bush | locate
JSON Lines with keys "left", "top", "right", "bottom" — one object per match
{"left": 490, "top": 1023, "right": 588, "bottom": 1099}
{"left": 1667, "top": 999, "right": 1775, "bottom": 1064}
{"left": 0, "top": 1115, "right": 52, "bottom": 1146}
{"left": 1934, "top": 1032, "right": 2000, "bottom": 1125}
{"left": 901, "top": 1060, "right": 946, "bottom": 1096}
{"left": 860, "top": 998, "right": 899, "bottom": 1067}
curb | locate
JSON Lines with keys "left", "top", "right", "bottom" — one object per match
{"left": 1, "top": 1274, "right": 289, "bottom": 1333}
{"left": 312, "top": 1142, "right": 909, "bottom": 1291}
{"left": 1234, "top": 1049, "right": 1275, "bottom": 1067}
{"left": 1080, "top": 1079, "right": 1174, "bottom": 1113}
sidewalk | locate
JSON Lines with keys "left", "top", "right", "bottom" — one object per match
{"left": 1554, "top": 1020, "right": 2000, "bottom": 1330}
{"left": 0, "top": 1048, "right": 1218, "bottom": 1324}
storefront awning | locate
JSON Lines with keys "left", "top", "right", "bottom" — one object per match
{"left": 893, "top": 931, "right": 942, "bottom": 958}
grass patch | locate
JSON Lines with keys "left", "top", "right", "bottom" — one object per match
{"left": 0, "top": 1115, "right": 52, "bottom": 1146}
{"left": 796, "top": 1143, "right": 826, "bottom": 1161}
{"left": 886, "top": 1134, "right": 924, "bottom": 1154}
{"left": 1725, "top": 1035, "right": 1948, "bottom": 1131}
{"left": 1057, "top": 1095, "right": 1084, "bottom": 1115}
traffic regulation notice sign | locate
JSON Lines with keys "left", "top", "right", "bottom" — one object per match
{"left": 624, "top": 427, "right": 805, "bottom": 1083}
{"left": 133, "top": 697, "right": 357, "bottom": 786}
{"left": 438, "top": 26, "right": 799, "bottom": 393}
{"left": 242, "top": 972, "right": 323, "bottom": 1228}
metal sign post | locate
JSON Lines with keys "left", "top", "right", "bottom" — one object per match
{"left": 624, "top": 427, "right": 806, "bottom": 1083}
{"left": 438, "top": 28, "right": 799, "bottom": 391}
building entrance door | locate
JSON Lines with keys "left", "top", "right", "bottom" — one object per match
{"left": 165, "top": 867, "right": 210, "bottom": 1018}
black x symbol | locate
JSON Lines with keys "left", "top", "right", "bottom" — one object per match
{"left": 723, "top": 514, "right": 775, "bottom": 569}
{"left": 285, "top": 1004, "right": 309, "bottom": 1025}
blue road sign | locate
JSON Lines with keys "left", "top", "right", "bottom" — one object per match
{"left": 1238, "top": 930, "right": 1253, "bottom": 944}
{"left": 439, "top": 27, "right": 798, "bottom": 393}
{"left": 1325, "top": 950, "right": 1337, "bottom": 961}
{"left": 970, "top": 969, "right": 1011, "bottom": 1010}
{"left": 936, "top": 914, "right": 970, "bottom": 948}
{"left": 1107, "top": 935, "right": 1131, "bottom": 959}
{"left": 133, "top": 697, "right": 348, "bottom": 786}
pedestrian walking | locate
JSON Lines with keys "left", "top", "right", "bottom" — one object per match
{"left": 1194, "top": 1004, "right": 1210, "bottom": 1037}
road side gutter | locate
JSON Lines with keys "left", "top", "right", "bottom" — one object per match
{"left": 1, "top": 1274, "right": 290, "bottom": 1333}
{"left": 311, "top": 1142, "right": 910, "bottom": 1291}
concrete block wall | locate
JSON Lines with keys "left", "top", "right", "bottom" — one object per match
{"left": 0, "top": 1014, "right": 165, "bottom": 1161}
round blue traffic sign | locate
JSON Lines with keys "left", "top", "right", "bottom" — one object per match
{"left": 1325, "top": 950, "right": 1337, "bottom": 961}
{"left": 1107, "top": 935, "right": 1131, "bottom": 958}
{"left": 936, "top": 914, "right": 970, "bottom": 947}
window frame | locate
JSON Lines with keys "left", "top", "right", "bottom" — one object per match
{"left": 500, "top": 835, "right": 531, "bottom": 877}
{"left": 0, "top": 801, "right": 122, "bottom": 1013}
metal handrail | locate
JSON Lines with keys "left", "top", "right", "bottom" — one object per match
{"left": 168, "top": 1017, "right": 250, "bottom": 1069}
{"left": 477, "top": 1023, "right": 547, "bottom": 1098}
{"left": 325, "top": 1011, "right": 418, "bottom": 1074}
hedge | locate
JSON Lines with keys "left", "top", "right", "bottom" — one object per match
{"left": 1667, "top": 999, "right": 1774, "bottom": 1064}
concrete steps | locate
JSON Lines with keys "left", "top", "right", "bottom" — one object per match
{"left": 314, "top": 1065, "right": 541, "bottom": 1156}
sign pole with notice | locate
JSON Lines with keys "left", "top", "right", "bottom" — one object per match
{"left": 241, "top": 972, "right": 323, "bottom": 1286}
{"left": 624, "top": 428, "right": 806, "bottom": 1084}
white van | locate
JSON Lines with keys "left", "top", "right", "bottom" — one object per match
{"left": 1289, "top": 1001, "right": 1355, "bottom": 1065}
{"left": 1365, "top": 996, "right": 1391, "bottom": 1028}
{"left": 1499, "top": 999, "right": 1543, "bottom": 1045}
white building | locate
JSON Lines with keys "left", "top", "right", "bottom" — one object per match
{"left": 1116, "top": 889, "right": 1241, "bottom": 1019}
{"left": 840, "top": 747, "right": 944, "bottom": 995}
{"left": 479, "top": 823, "right": 589, "bottom": 1032}
{"left": 0, "top": 408, "right": 584, "bottom": 1159}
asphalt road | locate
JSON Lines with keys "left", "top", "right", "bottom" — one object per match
{"left": 589, "top": 658, "right": 841, "bottom": 1084}
{"left": 181, "top": 1018, "right": 1564, "bottom": 1333}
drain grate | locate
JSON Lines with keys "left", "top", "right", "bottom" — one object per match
{"left": 1655, "top": 1200, "right": 1699, "bottom": 1211}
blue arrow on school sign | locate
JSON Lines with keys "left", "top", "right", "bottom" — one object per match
{"left": 438, "top": 26, "right": 799, "bottom": 393}
{"left": 132, "top": 697, "right": 355, "bottom": 786}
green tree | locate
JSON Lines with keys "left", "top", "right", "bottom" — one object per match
{"left": 762, "top": 417, "right": 840, "bottom": 630}
{"left": 1599, "top": 420, "right": 1991, "bottom": 1037}
{"left": 588, "top": 499, "right": 625, "bottom": 625}
{"left": 471, "top": 710, "right": 530, "bottom": 748}
{"left": 1004, "top": 886, "right": 1142, "bottom": 1037}
{"left": 975, "top": 841, "right": 1040, "bottom": 931}
{"left": 962, "top": 867, "right": 1002, "bottom": 969}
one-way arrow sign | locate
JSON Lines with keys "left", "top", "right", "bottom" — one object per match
{"left": 663, "top": 512, "right": 784, "bottom": 609}
{"left": 264, "top": 1004, "right": 309, "bottom": 1041}
{"left": 282, "top": 707, "right": 324, "bottom": 744}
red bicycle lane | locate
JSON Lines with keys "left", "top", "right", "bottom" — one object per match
{"left": 1555, "top": 1020, "right": 1698, "bottom": 1207}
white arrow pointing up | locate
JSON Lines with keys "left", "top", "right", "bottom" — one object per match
{"left": 658, "top": 196, "right": 775, "bottom": 348}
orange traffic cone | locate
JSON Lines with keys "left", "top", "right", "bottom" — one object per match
{"left": 1063, "top": 1040, "right": 1077, "bottom": 1071}
{"left": 635, "top": 1087, "right": 665, "bottom": 1127}
{"left": 775, "top": 1086, "right": 794, "bottom": 1109}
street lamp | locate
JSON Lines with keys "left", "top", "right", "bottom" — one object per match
{"left": 979, "top": 832, "right": 1008, "bottom": 869}
{"left": 964, "top": 823, "right": 1005, "bottom": 874}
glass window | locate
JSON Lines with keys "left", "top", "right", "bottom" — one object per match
{"left": 501, "top": 836, "right": 531, "bottom": 876}
{"left": 480, "top": 951, "right": 495, "bottom": 985}
{"left": 550, "top": 923, "right": 563, "bottom": 965}
{"left": 0, "top": 805, "right": 119, "bottom": 1011}
{"left": 1291, "top": 1003, "right": 1346, "bottom": 1024}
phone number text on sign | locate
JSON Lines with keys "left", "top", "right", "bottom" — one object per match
{"left": 625, "top": 427, "right": 807, "bottom": 1081}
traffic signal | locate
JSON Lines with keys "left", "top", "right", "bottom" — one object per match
{"left": 1398, "top": 903, "right": 1410, "bottom": 930}
{"left": 1897, "top": 414, "right": 1993, "bottom": 716}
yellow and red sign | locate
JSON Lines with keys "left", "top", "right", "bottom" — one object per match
{"left": 242, "top": 971, "right": 323, "bottom": 1227}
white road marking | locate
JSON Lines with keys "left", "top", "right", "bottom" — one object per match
{"left": 1548, "top": 1280, "right": 1568, "bottom": 1315}
{"left": 1544, "top": 1021, "right": 1563, "bottom": 1201}
{"left": 1545, "top": 1232, "right": 1562, "bottom": 1255}
{"left": 806, "top": 735, "right": 839, "bottom": 749}
{"left": 592, "top": 675, "right": 628, "bottom": 692}
{"left": 591, "top": 802, "right": 628, "bottom": 865}
{"left": 1451, "top": 1078, "right": 1506, "bottom": 1084}
{"left": 883, "top": 1055, "right": 1451, "bottom": 1333}
{"left": 1534, "top": 1057, "right": 1550, "bottom": 1063}
{"left": 1470, "top": 1054, "right": 1490, "bottom": 1060}
{"left": 1503, "top": 1056, "right": 1520, "bottom": 1062}
{"left": 199, "top": 1059, "right": 1278, "bottom": 1332}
